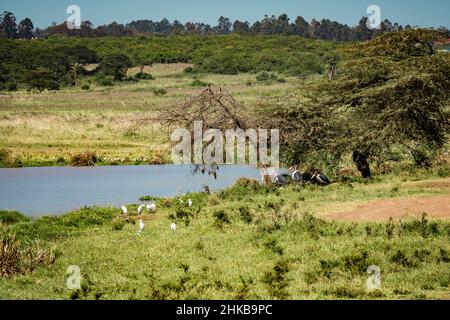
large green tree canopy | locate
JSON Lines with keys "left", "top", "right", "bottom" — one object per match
{"left": 256, "top": 29, "right": 450, "bottom": 177}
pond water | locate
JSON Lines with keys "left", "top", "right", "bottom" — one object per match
{"left": 0, "top": 165, "right": 261, "bottom": 217}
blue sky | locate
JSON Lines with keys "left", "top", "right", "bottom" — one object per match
{"left": 1, "top": 0, "right": 449, "bottom": 29}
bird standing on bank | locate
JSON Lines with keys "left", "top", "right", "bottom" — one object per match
{"left": 290, "top": 165, "right": 304, "bottom": 184}
{"left": 137, "top": 219, "right": 145, "bottom": 236}
{"left": 121, "top": 205, "right": 130, "bottom": 222}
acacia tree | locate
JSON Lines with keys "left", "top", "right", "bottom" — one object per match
{"left": 60, "top": 45, "right": 98, "bottom": 85}
{"left": 133, "top": 53, "right": 154, "bottom": 76}
{"left": 316, "top": 29, "right": 450, "bottom": 177}
{"left": 254, "top": 29, "right": 450, "bottom": 177}
{"left": 99, "top": 54, "right": 132, "bottom": 81}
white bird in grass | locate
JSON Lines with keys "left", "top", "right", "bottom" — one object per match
{"left": 137, "top": 204, "right": 146, "bottom": 215}
{"left": 121, "top": 205, "right": 129, "bottom": 222}
{"left": 171, "top": 223, "right": 177, "bottom": 233}
{"left": 147, "top": 202, "right": 156, "bottom": 212}
{"left": 137, "top": 219, "right": 145, "bottom": 236}
{"left": 188, "top": 199, "right": 193, "bottom": 207}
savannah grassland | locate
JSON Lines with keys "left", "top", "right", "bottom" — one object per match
{"left": 1, "top": 169, "right": 450, "bottom": 300}
{"left": 0, "top": 63, "right": 304, "bottom": 166}
{"left": 1, "top": 38, "right": 450, "bottom": 300}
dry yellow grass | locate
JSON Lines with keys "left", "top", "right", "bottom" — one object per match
{"left": 0, "top": 64, "right": 301, "bottom": 165}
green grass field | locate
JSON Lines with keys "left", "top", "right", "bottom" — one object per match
{"left": 1, "top": 168, "right": 450, "bottom": 300}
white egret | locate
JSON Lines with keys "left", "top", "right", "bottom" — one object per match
{"left": 188, "top": 199, "right": 193, "bottom": 207}
{"left": 171, "top": 223, "right": 177, "bottom": 233}
{"left": 147, "top": 202, "right": 156, "bottom": 212}
{"left": 137, "top": 204, "right": 146, "bottom": 215}
{"left": 121, "top": 205, "right": 130, "bottom": 222}
{"left": 137, "top": 219, "right": 145, "bottom": 236}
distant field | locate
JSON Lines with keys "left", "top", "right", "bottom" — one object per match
{"left": 0, "top": 64, "right": 304, "bottom": 166}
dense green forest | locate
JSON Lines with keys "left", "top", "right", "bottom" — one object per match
{"left": 0, "top": 35, "right": 339, "bottom": 91}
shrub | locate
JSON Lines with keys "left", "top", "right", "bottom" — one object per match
{"left": 183, "top": 66, "right": 194, "bottom": 73}
{"left": 97, "top": 77, "right": 114, "bottom": 87}
{"left": 190, "top": 78, "right": 209, "bottom": 87}
{"left": 213, "top": 210, "right": 231, "bottom": 228}
{"left": 169, "top": 207, "right": 194, "bottom": 227}
{"left": 0, "top": 232, "right": 56, "bottom": 278}
{"left": 70, "top": 151, "right": 98, "bottom": 167}
{"left": 261, "top": 260, "right": 290, "bottom": 300}
{"left": 0, "top": 149, "right": 22, "bottom": 168}
{"left": 256, "top": 72, "right": 279, "bottom": 83}
{"left": 152, "top": 88, "right": 167, "bottom": 96}
{"left": 135, "top": 73, "right": 154, "bottom": 80}
{"left": 112, "top": 218, "right": 126, "bottom": 231}
{"left": 239, "top": 206, "right": 253, "bottom": 224}
{"left": 0, "top": 211, "right": 31, "bottom": 224}
{"left": 264, "top": 238, "right": 284, "bottom": 255}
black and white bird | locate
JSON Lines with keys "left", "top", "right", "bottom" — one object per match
{"left": 312, "top": 171, "right": 331, "bottom": 186}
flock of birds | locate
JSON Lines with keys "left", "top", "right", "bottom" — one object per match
{"left": 266, "top": 165, "right": 331, "bottom": 187}
{"left": 118, "top": 165, "right": 329, "bottom": 236}
{"left": 120, "top": 198, "right": 193, "bottom": 236}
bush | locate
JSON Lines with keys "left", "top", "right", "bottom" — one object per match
{"left": 112, "top": 218, "right": 126, "bottom": 231}
{"left": 0, "top": 232, "right": 56, "bottom": 278}
{"left": 135, "top": 73, "right": 154, "bottom": 80}
{"left": 25, "top": 69, "right": 60, "bottom": 92}
{"left": 0, "top": 211, "right": 31, "bottom": 224}
{"left": 256, "top": 72, "right": 279, "bottom": 83}
{"left": 190, "top": 78, "right": 209, "bottom": 87}
{"left": 261, "top": 260, "right": 290, "bottom": 300}
{"left": 152, "top": 88, "right": 167, "bottom": 96}
{"left": 183, "top": 66, "right": 194, "bottom": 73}
{"left": 0, "top": 149, "right": 23, "bottom": 168}
{"left": 239, "top": 206, "right": 253, "bottom": 224}
{"left": 97, "top": 77, "right": 114, "bottom": 87}
{"left": 10, "top": 207, "right": 116, "bottom": 241}
{"left": 70, "top": 151, "right": 98, "bottom": 167}
{"left": 213, "top": 210, "right": 231, "bottom": 228}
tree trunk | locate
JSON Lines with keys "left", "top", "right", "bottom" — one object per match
{"left": 71, "top": 64, "right": 78, "bottom": 86}
{"left": 352, "top": 150, "right": 371, "bottom": 178}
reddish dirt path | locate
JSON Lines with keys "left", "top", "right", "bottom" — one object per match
{"left": 327, "top": 194, "right": 450, "bottom": 222}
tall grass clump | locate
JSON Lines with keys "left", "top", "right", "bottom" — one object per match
{"left": 70, "top": 151, "right": 98, "bottom": 167}
{"left": 0, "top": 148, "right": 23, "bottom": 168}
{"left": 0, "top": 232, "right": 56, "bottom": 278}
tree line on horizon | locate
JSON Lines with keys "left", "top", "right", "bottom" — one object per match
{"left": 1, "top": 10, "right": 449, "bottom": 41}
